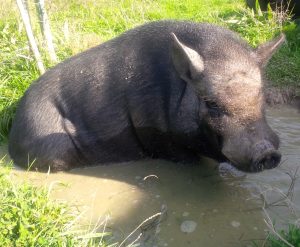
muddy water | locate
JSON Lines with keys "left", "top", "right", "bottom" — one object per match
{"left": 1, "top": 106, "right": 300, "bottom": 247}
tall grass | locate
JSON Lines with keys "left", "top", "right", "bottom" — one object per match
{"left": 266, "top": 225, "right": 300, "bottom": 247}
{"left": 0, "top": 161, "right": 112, "bottom": 246}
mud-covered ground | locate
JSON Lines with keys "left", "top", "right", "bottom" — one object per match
{"left": 265, "top": 86, "right": 300, "bottom": 107}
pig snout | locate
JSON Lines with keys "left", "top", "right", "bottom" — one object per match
{"left": 251, "top": 140, "right": 281, "bottom": 172}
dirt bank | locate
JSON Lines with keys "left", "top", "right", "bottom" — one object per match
{"left": 265, "top": 86, "right": 300, "bottom": 107}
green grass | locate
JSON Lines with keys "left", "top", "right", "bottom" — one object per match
{"left": 266, "top": 224, "right": 300, "bottom": 247}
{"left": 267, "top": 22, "right": 300, "bottom": 90}
{"left": 0, "top": 160, "right": 111, "bottom": 247}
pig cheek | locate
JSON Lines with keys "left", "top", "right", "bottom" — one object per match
{"left": 215, "top": 119, "right": 250, "bottom": 166}
{"left": 206, "top": 114, "right": 229, "bottom": 135}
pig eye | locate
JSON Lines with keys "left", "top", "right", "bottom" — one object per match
{"left": 205, "top": 100, "right": 224, "bottom": 118}
{"left": 205, "top": 100, "right": 219, "bottom": 109}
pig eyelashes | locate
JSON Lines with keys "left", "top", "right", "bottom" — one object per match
{"left": 203, "top": 98, "right": 228, "bottom": 118}
{"left": 202, "top": 96, "right": 220, "bottom": 110}
{"left": 205, "top": 99, "right": 219, "bottom": 109}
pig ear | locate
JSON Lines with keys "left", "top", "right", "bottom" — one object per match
{"left": 255, "top": 33, "right": 285, "bottom": 67}
{"left": 171, "top": 33, "right": 204, "bottom": 83}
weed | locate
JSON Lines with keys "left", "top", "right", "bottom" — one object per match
{"left": 266, "top": 224, "right": 300, "bottom": 247}
{"left": 0, "top": 162, "right": 111, "bottom": 246}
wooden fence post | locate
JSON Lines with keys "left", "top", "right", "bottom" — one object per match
{"left": 35, "top": 0, "right": 58, "bottom": 63}
{"left": 16, "top": 0, "right": 45, "bottom": 74}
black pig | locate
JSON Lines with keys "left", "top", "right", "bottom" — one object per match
{"left": 9, "top": 21, "right": 285, "bottom": 172}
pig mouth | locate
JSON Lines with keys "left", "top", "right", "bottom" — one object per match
{"left": 223, "top": 150, "right": 281, "bottom": 173}
{"left": 222, "top": 139, "right": 282, "bottom": 173}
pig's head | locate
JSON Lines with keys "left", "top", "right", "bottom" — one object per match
{"left": 171, "top": 30, "right": 285, "bottom": 172}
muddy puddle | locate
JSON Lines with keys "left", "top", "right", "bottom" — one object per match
{"left": 1, "top": 106, "right": 299, "bottom": 247}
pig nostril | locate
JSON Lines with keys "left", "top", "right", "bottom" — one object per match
{"left": 257, "top": 151, "right": 281, "bottom": 170}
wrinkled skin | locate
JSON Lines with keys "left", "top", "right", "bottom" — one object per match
{"left": 9, "top": 21, "right": 285, "bottom": 172}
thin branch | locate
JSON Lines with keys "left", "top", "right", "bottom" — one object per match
{"left": 263, "top": 208, "right": 295, "bottom": 247}
{"left": 118, "top": 212, "right": 162, "bottom": 247}
{"left": 34, "top": 0, "right": 58, "bottom": 63}
{"left": 16, "top": 0, "right": 45, "bottom": 74}
{"left": 127, "top": 233, "right": 142, "bottom": 247}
